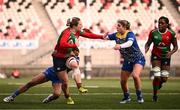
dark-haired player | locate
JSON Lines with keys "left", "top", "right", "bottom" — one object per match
{"left": 145, "top": 16, "right": 178, "bottom": 102}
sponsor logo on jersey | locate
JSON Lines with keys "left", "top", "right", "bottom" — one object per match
{"left": 166, "top": 36, "right": 169, "bottom": 40}
{"left": 154, "top": 36, "right": 158, "bottom": 39}
{"left": 57, "top": 67, "right": 61, "bottom": 70}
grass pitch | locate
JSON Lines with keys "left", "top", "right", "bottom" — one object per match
{"left": 0, "top": 77, "right": 180, "bottom": 109}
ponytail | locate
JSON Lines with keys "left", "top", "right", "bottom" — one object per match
{"left": 66, "top": 17, "right": 80, "bottom": 28}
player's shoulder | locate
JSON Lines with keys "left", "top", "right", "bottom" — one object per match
{"left": 168, "top": 29, "right": 176, "bottom": 36}
{"left": 127, "top": 31, "right": 135, "bottom": 37}
{"left": 62, "top": 28, "right": 71, "bottom": 34}
{"left": 127, "top": 31, "right": 134, "bottom": 35}
{"left": 150, "top": 29, "right": 158, "bottom": 33}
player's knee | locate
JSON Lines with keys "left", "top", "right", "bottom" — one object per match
{"left": 62, "top": 80, "right": 68, "bottom": 85}
{"left": 121, "top": 79, "right": 127, "bottom": 84}
{"left": 151, "top": 66, "right": 161, "bottom": 77}
{"left": 62, "top": 82, "right": 68, "bottom": 87}
{"left": 132, "top": 73, "right": 140, "bottom": 79}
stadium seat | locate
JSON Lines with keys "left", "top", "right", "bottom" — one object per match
{"left": 0, "top": 0, "right": 45, "bottom": 40}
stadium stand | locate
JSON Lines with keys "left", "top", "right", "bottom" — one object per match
{"left": 171, "top": 0, "right": 180, "bottom": 14}
{"left": 41, "top": 0, "right": 179, "bottom": 41}
{"left": 0, "top": 0, "right": 45, "bottom": 40}
{"left": 0, "top": 0, "right": 179, "bottom": 74}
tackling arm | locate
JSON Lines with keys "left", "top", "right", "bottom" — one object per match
{"left": 80, "top": 28, "right": 103, "bottom": 39}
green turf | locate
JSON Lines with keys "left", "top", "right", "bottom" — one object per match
{"left": 0, "top": 77, "right": 180, "bottom": 109}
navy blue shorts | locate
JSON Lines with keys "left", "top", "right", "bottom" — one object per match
{"left": 53, "top": 57, "right": 68, "bottom": 72}
{"left": 122, "top": 58, "right": 145, "bottom": 72}
{"left": 43, "top": 67, "right": 63, "bottom": 84}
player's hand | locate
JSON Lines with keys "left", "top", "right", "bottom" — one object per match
{"left": 166, "top": 51, "right": 173, "bottom": 58}
{"left": 103, "top": 32, "right": 109, "bottom": 40}
{"left": 113, "top": 44, "right": 121, "bottom": 50}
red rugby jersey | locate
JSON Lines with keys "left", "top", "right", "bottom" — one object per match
{"left": 148, "top": 29, "right": 176, "bottom": 58}
{"left": 52, "top": 28, "right": 103, "bottom": 58}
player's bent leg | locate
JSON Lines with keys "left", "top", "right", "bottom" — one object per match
{"left": 62, "top": 83, "right": 75, "bottom": 104}
{"left": 61, "top": 80, "right": 75, "bottom": 104}
{"left": 152, "top": 66, "right": 161, "bottom": 102}
{"left": 43, "top": 83, "right": 62, "bottom": 103}
{"left": 3, "top": 73, "right": 47, "bottom": 103}
{"left": 132, "top": 64, "right": 144, "bottom": 104}
{"left": 159, "top": 70, "right": 169, "bottom": 90}
{"left": 72, "top": 68, "right": 88, "bottom": 93}
{"left": 57, "top": 70, "right": 69, "bottom": 97}
{"left": 67, "top": 57, "right": 88, "bottom": 93}
{"left": 120, "top": 71, "right": 131, "bottom": 104}
{"left": 161, "top": 70, "right": 169, "bottom": 82}
{"left": 20, "top": 73, "right": 48, "bottom": 93}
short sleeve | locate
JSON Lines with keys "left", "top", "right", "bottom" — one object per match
{"left": 170, "top": 29, "right": 176, "bottom": 42}
{"left": 126, "top": 32, "right": 135, "bottom": 42}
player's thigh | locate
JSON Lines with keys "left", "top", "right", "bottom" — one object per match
{"left": 161, "top": 58, "right": 170, "bottom": 71}
{"left": 121, "top": 70, "right": 131, "bottom": 81}
{"left": 30, "top": 73, "right": 47, "bottom": 85}
{"left": 57, "top": 71, "right": 69, "bottom": 82}
{"left": 151, "top": 60, "right": 161, "bottom": 68}
{"left": 161, "top": 65, "right": 170, "bottom": 71}
{"left": 132, "top": 64, "right": 143, "bottom": 76}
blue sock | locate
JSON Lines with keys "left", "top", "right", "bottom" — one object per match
{"left": 12, "top": 90, "right": 20, "bottom": 98}
{"left": 124, "top": 92, "right": 130, "bottom": 99}
{"left": 136, "top": 90, "right": 142, "bottom": 99}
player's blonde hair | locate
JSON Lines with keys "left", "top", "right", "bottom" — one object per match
{"left": 117, "top": 20, "right": 130, "bottom": 30}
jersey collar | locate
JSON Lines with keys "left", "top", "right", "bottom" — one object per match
{"left": 116, "top": 30, "right": 129, "bottom": 39}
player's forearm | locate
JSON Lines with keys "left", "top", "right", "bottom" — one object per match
{"left": 60, "top": 33, "right": 77, "bottom": 48}
{"left": 82, "top": 32, "right": 103, "bottom": 39}
{"left": 170, "top": 46, "right": 178, "bottom": 55}
{"left": 60, "top": 42, "right": 77, "bottom": 48}
{"left": 120, "top": 40, "right": 133, "bottom": 48}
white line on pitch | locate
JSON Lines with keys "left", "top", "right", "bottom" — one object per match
{"left": 0, "top": 92, "right": 180, "bottom": 96}
{"left": 7, "top": 83, "right": 99, "bottom": 88}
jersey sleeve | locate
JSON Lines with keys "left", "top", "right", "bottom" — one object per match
{"left": 80, "top": 29, "right": 103, "bottom": 39}
{"left": 108, "top": 33, "right": 116, "bottom": 40}
{"left": 170, "top": 29, "right": 176, "bottom": 42}
{"left": 126, "top": 32, "right": 135, "bottom": 42}
{"left": 59, "top": 31, "right": 77, "bottom": 48}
